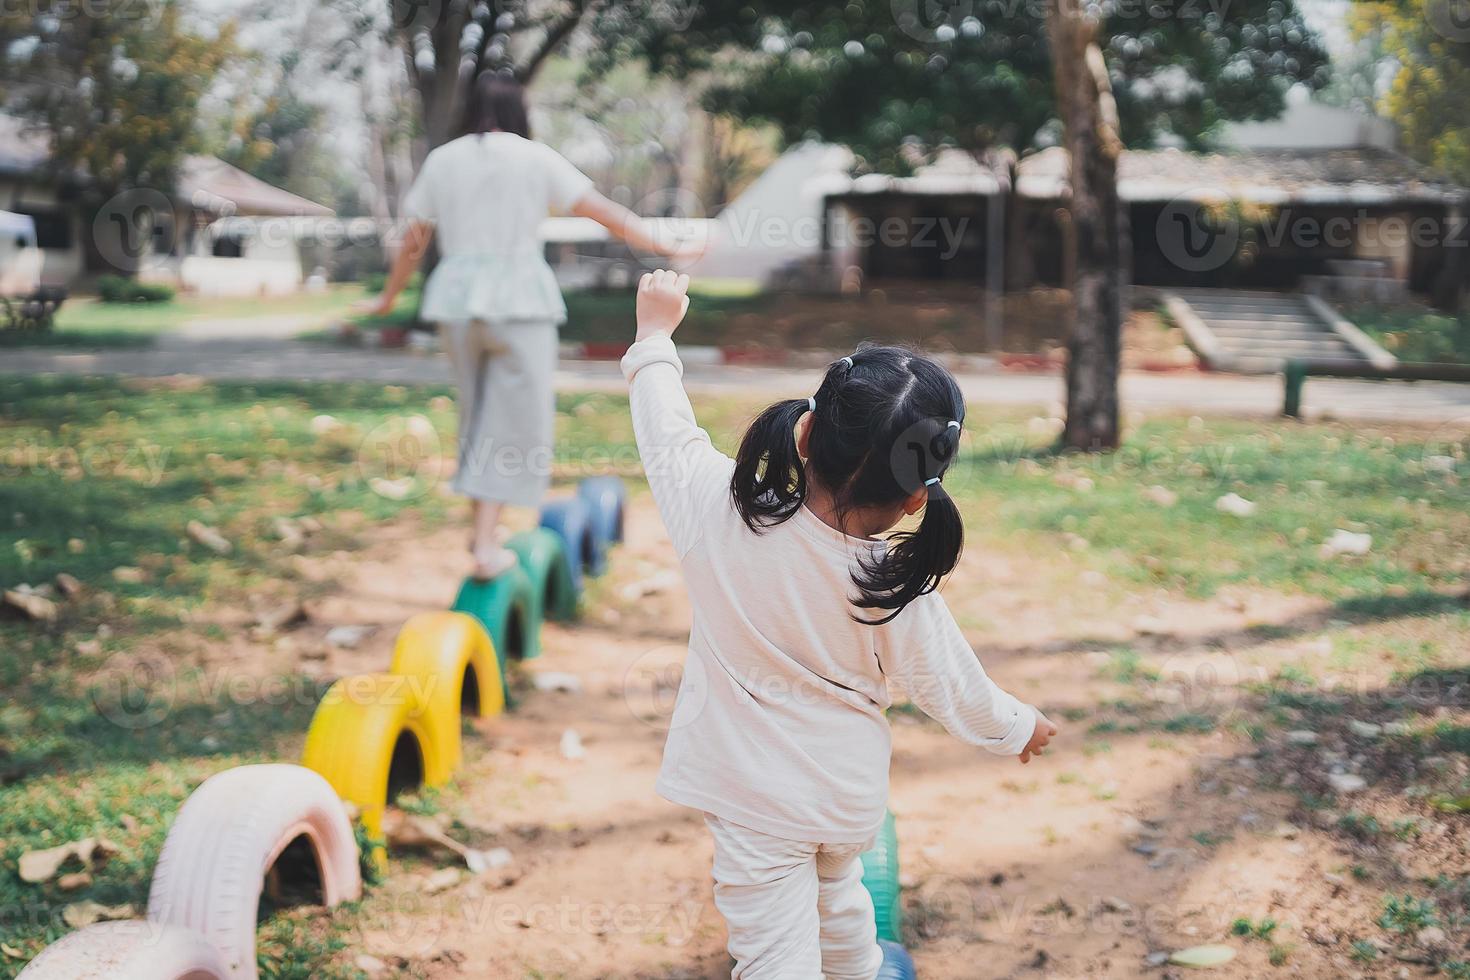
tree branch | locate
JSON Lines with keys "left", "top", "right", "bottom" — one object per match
{"left": 514, "top": 1, "right": 593, "bottom": 82}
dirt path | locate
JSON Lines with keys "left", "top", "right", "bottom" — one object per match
{"left": 257, "top": 494, "right": 1453, "bottom": 979}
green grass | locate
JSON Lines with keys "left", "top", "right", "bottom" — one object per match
{"left": 1, "top": 380, "right": 1469, "bottom": 974}
{"left": 1347, "top": 303, "right": 1470, "bottom": 365}
{"left": 950, "top": 415, "right": 1469, "bottom": 601}
{"left": 3, "top": 285, "right": 368, "bottom": 348}
{"left": 560, "top": 284, "right": 772, "bottom": 346}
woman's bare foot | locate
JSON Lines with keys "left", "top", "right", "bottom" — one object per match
{"left": 470, "top": 545, "right": 518, "bottom": 581}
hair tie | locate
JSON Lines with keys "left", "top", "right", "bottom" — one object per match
{"left": 947, "top": 420, "right": 961, "bottom": 430}
{"left": 807, "top": 396, "right": 816, "bottom": 413}
{"left": 924, "top": 477, "right": 941, "bottom": 487}
{"left": 839, "top": 356, "right": 854, "bottom": 369}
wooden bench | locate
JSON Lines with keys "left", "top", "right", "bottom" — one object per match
{"left": 0, "top": 286, "right": 67, "bottom": 332}
{"left": 1282, "top": 358, "right": 1470, "bottom": 417}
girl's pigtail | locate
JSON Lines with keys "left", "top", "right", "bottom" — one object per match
{"left": 852, "top": 416, "right": 964, "bottom": 624}
{"left": 852, "top": 484, "right": 963, "bottom": 624}
{"left": 730, "top": 398, "right": 811, "bottom": 531}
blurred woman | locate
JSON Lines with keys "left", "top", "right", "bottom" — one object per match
{"left": 364, "top": 72, "right": 695, "bottom": 579}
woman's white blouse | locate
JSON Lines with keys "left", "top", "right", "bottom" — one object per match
{"left": 402, "top": 132, "right": 593, "bottom": 324}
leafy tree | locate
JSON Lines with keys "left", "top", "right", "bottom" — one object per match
{"left": 587, "top": 1, "right": 1329, "bottom": 168}
{"left": 583, "top": 0, "right": 1328, "bottom": 449}
{"left": 0, "top": 1, "right": 236, "bottom": 196}
{"left": 1355, "top": 0, "right": 1470, "bottom": 184}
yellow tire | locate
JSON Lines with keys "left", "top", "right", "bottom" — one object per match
{"left": 300, "top": 673, "right": 445, "bottom": 850}
{"left": 387, "top": 612, "right": 504, "bottom": 780}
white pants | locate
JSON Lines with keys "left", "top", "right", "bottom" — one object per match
{"left": 440, "top": 318, "right": 558, "bottom": 507}
{"left": 705, "top": 814, "right": 884, "bottom": 980}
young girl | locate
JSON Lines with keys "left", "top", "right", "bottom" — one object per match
{"left": 622, "top": 270, "right": 1058, "bottom": 979}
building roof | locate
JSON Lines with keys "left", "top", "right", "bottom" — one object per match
{"left": 0, "top": 114, "right": 332, "bottom": 215}
{"left": 808, "top": 148, "right": 1005, "bottom": 198}
{"left": 178, "top": 156, "right": 333, "bottom": 217}
{"left": 1016, "top": 145, "right": 1466, "bottom": 205}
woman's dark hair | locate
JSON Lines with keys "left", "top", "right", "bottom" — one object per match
{"left": 461, "top": 71, "right": 531, "bottom": 139}
{"left": 730, "top": 344, "right": 966, "bottom": 625}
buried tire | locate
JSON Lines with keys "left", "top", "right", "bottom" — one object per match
{"left": 860, "top": 810, "right": 903, "bottom": 944}
{"left": 507, "top": 527, "right": 577, "bottom": 626}
{"left": 145, "top": 765, "right": 362, "bottom": 980}
{"left": 577, "top": 475, "right": 626, "bottom": 551}
{"left": 388, "top": 611, "right": 505, "bottom": 779}
{"left": 538, "top": 495, "right": 599, "bottom": 593}
{"left": 451, "top": 564, "right": 535, "bottom": 672}
{"left": 18, "top": 921, "right": 229, "bottom": 980}
{"left": 300, "top": 674, "right": 445, "bottom": 847}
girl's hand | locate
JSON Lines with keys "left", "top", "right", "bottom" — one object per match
{"left": 1019, "top": 706, "right": 1058, "bottom": 764}
{"left": 636, "top": 269, "right": 691, "bottom": 342}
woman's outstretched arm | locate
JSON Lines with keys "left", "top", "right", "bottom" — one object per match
{"left": 361, "top": 220, "right": 433, "bottom": 317}
{"left": 571, "top": 191, "right": 701, "bottom": 261}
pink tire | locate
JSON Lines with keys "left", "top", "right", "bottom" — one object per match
{"left": 147, "top": 764, "right": 362, "bottom": 980}
{"left": 18, "top": 920, "right": 228, "bottom": 979}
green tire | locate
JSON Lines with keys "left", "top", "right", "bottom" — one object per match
{"left": 507, "top": 528, "right": 578, "bottom": 624}
{"left": 860, "top": 810, "right": 903, "bottom": 943}
{"left": 450, "top": 565, "right": 535, "bottom": 706}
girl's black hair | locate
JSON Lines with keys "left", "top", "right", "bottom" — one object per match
{"left": 730, "top": 344, "right": 965, "bottom": 625}
{"left": 461, "top": 71, "right": 531, "bottom": 139}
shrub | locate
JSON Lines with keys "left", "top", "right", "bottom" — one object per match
{"left": 96, "top": 275, "right": 175, "bottom": 304}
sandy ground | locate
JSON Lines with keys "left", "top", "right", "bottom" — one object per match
{"left": 214, "top": 492, "right": 1464, "bottom": 980}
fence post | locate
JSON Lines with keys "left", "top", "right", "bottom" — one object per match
{"left": 1282, "top": 360, "right": 1306, "bottom": 418}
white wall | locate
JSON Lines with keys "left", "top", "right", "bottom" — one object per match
{"left": 0, "top": 177, "right": 83, "bottom": 286}
{"left": 1220, "top": 98, "right": 1398, "bottom": 151}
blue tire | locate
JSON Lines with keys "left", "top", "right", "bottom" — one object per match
{"left": 577, "top": 475, "right": 627, "bottom": 550}
{"left": 539, "top": 496, "right": 598, "bottom": 594}
{"left": 876, "top": 940, "right": 916, "bottom": 980}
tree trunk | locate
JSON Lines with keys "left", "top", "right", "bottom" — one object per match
{"left": 1046, "top": 0, "right": 1126, "bottom": 452}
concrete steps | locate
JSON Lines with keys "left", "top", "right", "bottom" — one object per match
{"left": 1163, "top": 289, "right": 1382, "bottom": 374}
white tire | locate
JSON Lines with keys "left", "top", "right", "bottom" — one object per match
{"left": 147, "top": 764, "right": 362, "bottom": 980}
{"left": 18, "top": 921, "right": 228, "bottom": 979}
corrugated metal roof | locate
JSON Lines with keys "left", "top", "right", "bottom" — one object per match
{"left": 1016, "top": 145, "right": 1466, "bottom": 205}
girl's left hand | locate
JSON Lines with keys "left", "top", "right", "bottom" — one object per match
{"left": 636, "top": 269, "right": 691, "bottom": 341}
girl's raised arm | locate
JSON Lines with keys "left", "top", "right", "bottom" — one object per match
{"left": 619, "top": 271, "right": 733, "bottom": 559}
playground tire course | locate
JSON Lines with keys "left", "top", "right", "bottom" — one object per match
{"left": 16, "top": 921, "right": 230, "bottom": 979}
{"left": 300, "top": 673, "right": 446, "bottom": 843}
{"left": 388, "top": 611, "right": 505, "bottom": 777}
{"left": 146, "top": 764, "right": 362, "bottom": 980}
{"left": 23, "top": 477, "right": 925, "bottom": 974}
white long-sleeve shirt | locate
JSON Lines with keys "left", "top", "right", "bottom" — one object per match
{"left": 621, "top": 335, "right": 1036, "bottom": 843}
